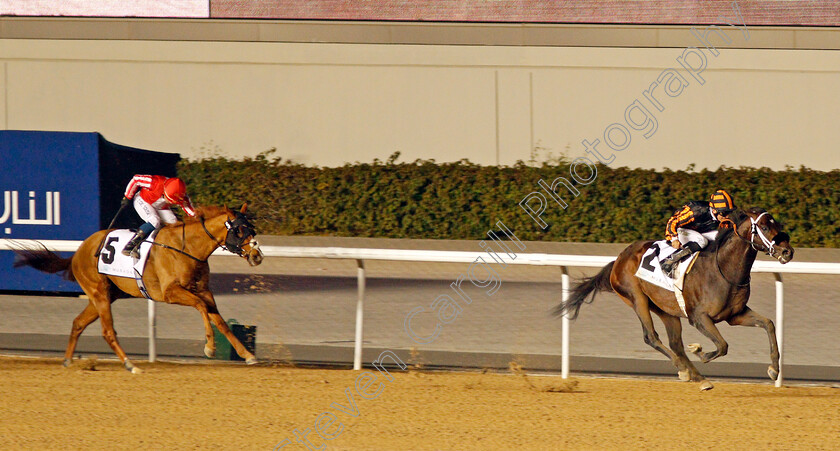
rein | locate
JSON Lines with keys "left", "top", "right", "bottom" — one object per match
{"left": 200, "top": 216, "right": 227, "bottom": 251}
{"left": 148, "top": 241, "right": 207, "bottom": 263}
{"left": 714, "top": 235, "right": 751, "bottom": 287}
{"left": 714, "top": 217, "right": 753, "bottom": 287}
{"left": 143, "top": 217, "right": 227, "bottom": 263}
{"left": 143, "top": 221, "right": 208, "bottom": 263}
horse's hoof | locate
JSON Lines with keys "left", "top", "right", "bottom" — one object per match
{"left": 63, "top": 358, "right": 72, "bottom": 368}
{"left": 246, "top": 356, "right": 258, "bottom": 365}
{"left": 125, "top": 361, "right": 143, "bottom": 374}
{"left": 768, "top": 366, "right": 779, "bottom": 381}
{"left": 688, "top": 343, "right": 703, "bottom": 354}
{"left": 204, "top": 345, "right": 216, "bottom": 359}
{"left": 678, "top": 370, "right": 691, "bottom": 382}
{"left": 699, "top": 380, "right": 714, "bottom": 391}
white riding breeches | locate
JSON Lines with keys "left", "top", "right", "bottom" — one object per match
{"left": 133, "top": 196, "right": 177, "bottom": 229}
{"left": 676, "top": 228, "right": 719, "bottom": 249}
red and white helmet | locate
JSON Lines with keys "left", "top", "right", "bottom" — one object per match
{"left": 163, "top": 177, "right": 187, "bottom": 203}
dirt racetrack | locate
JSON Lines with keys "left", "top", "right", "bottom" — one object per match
{"left": 0, "top": 356, "right": 837, "bottom": 450}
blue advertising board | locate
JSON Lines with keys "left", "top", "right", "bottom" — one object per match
{"left": 0, "top": 131, "right": 179, "bottom": 292}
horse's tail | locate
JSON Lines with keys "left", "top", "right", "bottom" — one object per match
{"left": 552, "top": 260, "right": 615, "bottom": 320}
{"left": 13, "top": 246, "right": 76, "bottom": 282}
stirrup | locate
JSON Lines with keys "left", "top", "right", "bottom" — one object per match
{"left": 121, "top": 246, "right": 140, "bottom": 258}
{"left": 122, "top": 233, "right": 144, "bottom": 258}
{"left": 660, "top": 257, "right": 678, "bottom": 277}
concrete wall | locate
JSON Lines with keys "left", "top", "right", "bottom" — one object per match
{"left": 1, "top": 19, "right": 839, "bottom": 170}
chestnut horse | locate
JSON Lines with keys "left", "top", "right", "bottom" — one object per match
{"left": 14, "top": 204, "right": 264, "bottom": 373}
{"left": 554, "top": 207, "right": 794, "bottom": 390}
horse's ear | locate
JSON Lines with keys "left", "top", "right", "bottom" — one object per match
{"left": 239, "top": 202, "right": 248, "bottom": 213}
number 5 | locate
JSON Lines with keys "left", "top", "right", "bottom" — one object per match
{"left": 101, "top": 237, "right": 119, "bottom": 264}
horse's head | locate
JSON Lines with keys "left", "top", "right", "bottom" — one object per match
{"left": 737, "top": 207, "right": 794, "bottom": 264}
{"left": 222, "top": 203, "right": 264, "bottom": 267}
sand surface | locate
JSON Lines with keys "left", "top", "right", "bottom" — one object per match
{"left": 0, "top": 357, "right": 837, "bottom": 450}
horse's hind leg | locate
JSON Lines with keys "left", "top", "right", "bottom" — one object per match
{"left": 726, "top": 307, "right": 780, "bottom": 381}
{"left": 77, "top": 277, "right": 141, "bottom": 373}
{"left": 64, "top": 302, "right": 99, "bottom": 367}
{"left": 653, "top": 311, "right": 704, "bottom": 382}
{"left": 94, "top": 300, "right": 142, "bottom": 373}
{"left": 619, "top": 291, "right": 682, "bottom": 365}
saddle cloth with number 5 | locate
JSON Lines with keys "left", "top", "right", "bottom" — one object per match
{"left": 96, "top": 229, "right": 157, "bottom": 278}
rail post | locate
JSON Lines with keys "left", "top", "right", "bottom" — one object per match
{"left": 561, "top": 266, "right": 570, "bottom": 379}
{"left": 775, "top": 272, "right": 784, "bottom": 387}
{"left": 354, "top": 259, "right": 365, "bottom": 370}
{"left": 148, "top": 299, "right": 156, "bottom": 362}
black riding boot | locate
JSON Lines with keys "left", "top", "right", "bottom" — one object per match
{"left": 122, "top": 229, "right": 150, "bottom": 259}
{"left": 660, "top": 247, "right": 692, "bottom": 278}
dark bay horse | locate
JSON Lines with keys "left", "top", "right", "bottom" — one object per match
{"left": 14, "top": 205, "right": 264, "bottom": 373}
{"left": 554, "top": 207, "right": 794, "bottom": 390}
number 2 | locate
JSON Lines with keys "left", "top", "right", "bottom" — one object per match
{"left": 641, "top": 252, "right": 657, "bottom": 272}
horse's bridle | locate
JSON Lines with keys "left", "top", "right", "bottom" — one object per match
{"left": 715, "top": 211, "right": 790, "bottom": 287}
{"left": 724, "top": 212, "right": 789, "bottom": 256}
{"left": 747, "top": 212, "right": 790, "bottom": 256}
{"left": 142, "top": 212, "right": 258, "bottom": 262}
{"left": 200, "top": 212, "right": 259, "bottom": 257}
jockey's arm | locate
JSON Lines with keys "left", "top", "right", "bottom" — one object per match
{"left": 124, "top": 174, "right": 152, "bottom": 199}
{"left": 666, "top": 205, "right": 694, "bottom": 246}
{"left": 665, "top": 217, "right": 678, "bottom": 242}
{"left": 180, "top": 194, "right": 197, "bottom": 217}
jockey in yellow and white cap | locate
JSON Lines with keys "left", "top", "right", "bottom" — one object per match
{"left": 659, "top": 189, "right": 736, "bottom": 277}
{"left": 121, "top": 175, "right": 196, "bottom": 258}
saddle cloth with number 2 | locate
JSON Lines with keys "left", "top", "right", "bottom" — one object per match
{"left": 634, "top": 240, "right": 699, "bottom": 317}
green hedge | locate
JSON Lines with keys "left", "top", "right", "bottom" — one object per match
{"left": 178, "top": 151, "right": 840, "bottom": 247}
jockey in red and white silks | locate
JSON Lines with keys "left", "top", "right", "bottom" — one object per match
{"left": 121, "top": 175, "right": 196, "bottom": 258}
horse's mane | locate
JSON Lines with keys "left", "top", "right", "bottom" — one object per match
{"left": 164, "top": 206, "right": 231, "bottom": 228}
{"left": 707, "top": 207, "right": 765, "bottom": 252}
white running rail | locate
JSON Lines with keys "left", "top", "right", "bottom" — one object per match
{"left": 4, "top": 239, "right": 840, "bottom": 387}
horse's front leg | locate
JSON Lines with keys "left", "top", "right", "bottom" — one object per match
{"left": 194, "top": 289, "right": 258, "bottom": 365}
{"left": 689, "top": 313, "right": 729, "bottom": 363}
{"left": 196, "top": 291, "right": 218, "bottom": 358}
{"left": 163, "top": 285, "right": 219, "bottom": 360}
{"left": 654, "top": 311, "right": 704, "bottom": 382}
{"left": 727, "top": 307, "right": 780, "bottom": 381}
